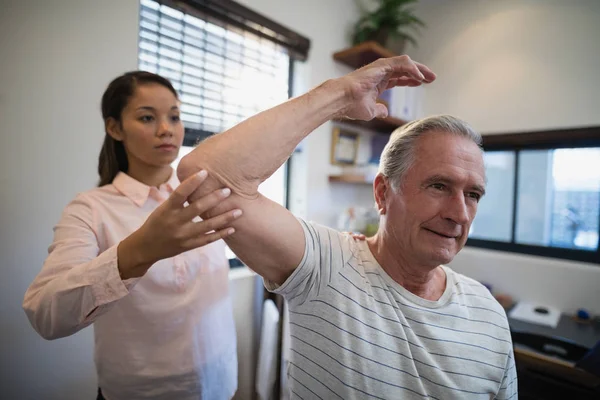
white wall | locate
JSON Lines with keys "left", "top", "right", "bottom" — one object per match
{"left": 409, "top": 0, "right": 600, "bottom": 133}
{"left": 0, "top": 1, "right": 140, "bottom": 398}
{"left": 407, "top": 0, "right": 600, "bottom": 313}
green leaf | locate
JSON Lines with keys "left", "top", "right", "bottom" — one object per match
{"left": 351, "top": 0, "right": 425, "bottom": 46}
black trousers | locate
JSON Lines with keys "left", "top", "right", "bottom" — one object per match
{"left": 96, "top": 388, "right": 105, "bottom": 400}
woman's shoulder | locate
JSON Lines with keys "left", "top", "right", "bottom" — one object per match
{"left": 62, "top": 184, "right": 122, "bottom": 215}
{"left": 67, "top": 184, "right": 113, "bottom": 203}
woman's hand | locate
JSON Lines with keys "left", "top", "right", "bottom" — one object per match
{"left": 117, "top": 170, "right": 241, "bottom": 279}
{"left": 343, "top": 232, "right": 367, "bottom": 241}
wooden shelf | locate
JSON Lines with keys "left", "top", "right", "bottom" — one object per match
{"left": 328, "top": 174, "right": 373, "bottom": 185}
{"left": 334, "top": 115, "right": 408, "bottom": 134}
{"left": 333, "top": 41, "right": 397, "bottom": 69}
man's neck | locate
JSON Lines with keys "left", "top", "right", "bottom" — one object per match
{"left": 366, "top": 236, "right": 447, "bottom": 301}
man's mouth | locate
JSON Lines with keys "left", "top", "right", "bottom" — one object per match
{"left": 424, "top": 228, "right": 458, "bottom": 239}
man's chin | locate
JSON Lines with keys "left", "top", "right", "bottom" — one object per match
{"left": 426, "top": 247, "right": 458, "bottom": 266}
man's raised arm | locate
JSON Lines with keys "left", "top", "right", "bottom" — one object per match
{"left": 177, "top": 55, "right": 436, "bottom": 285}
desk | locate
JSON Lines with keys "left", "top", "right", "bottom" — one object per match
{"left": 509, "top": 314, "right": 600, "bottom": 399}
{"left": 510, "top": 314, "right": 600, "bottom": 349}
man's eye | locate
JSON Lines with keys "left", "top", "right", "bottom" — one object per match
{"left": 468, "top": 192, "right": 482, "bottom": 202}
{"left": 171, "top": 115, "right": 181, "bottom": 122}
{"left": 431, "top": 183, "right": 445, "bottom": 190}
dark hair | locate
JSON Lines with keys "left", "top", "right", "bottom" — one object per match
{"left": 98, "top": 71, "right": 179, "bottom": 186}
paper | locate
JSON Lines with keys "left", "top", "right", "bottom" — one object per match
{"left": 509, "top": 301, "right": 561, "bottom": 328}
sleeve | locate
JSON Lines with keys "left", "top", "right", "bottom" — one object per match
{"left": 495, "top": 350, "right": 518, "bottom": 400}
{"left": 22, "top": 194, "right": 140, "bottom": 340}
{"left": 263, "top": 218, "right": 354, "bottom": 307}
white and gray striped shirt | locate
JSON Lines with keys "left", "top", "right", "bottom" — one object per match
{"left": 266, "top": 219, "right": 517, "bottom": 400}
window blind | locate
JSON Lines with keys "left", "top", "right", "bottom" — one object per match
{"left": 138, "top": 0, "right": 300, "bottom": 145}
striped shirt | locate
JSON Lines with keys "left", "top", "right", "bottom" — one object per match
{"left": 266, "top": 219, "right": 517, "bottom": 400}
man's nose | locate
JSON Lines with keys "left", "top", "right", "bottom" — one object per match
{"left": 443, "top": 193, "right": 470, "bottom": 226}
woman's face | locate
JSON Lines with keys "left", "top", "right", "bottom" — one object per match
{"left": 109, "top": 83, "right": 184, "bottom": 169}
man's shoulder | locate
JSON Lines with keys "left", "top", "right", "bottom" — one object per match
{"left": 298, "top": 218, "right": 365, "bottom": 266}
{"left": 299, "top": 218, "right": 356, "bottom": 249}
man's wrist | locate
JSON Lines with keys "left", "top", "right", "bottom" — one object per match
{"left": 307, "top": 78, "right": 352, "bottom": 122}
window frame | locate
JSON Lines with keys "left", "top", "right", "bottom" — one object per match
{"left": 467, "top": 126, "right": 600, "bottom": 264}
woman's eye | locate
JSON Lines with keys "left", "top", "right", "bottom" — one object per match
{"left": 171, "top": 115, "right": 181, "bottom": 122}
{"left": 139, "top": 115, "right": 154, "bottom": 122}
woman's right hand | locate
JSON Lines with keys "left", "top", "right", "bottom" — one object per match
{"left": 117, "top": 170, "right": 241, "bottom": 279}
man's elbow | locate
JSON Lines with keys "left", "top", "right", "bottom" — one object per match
{"left": 176, "top": 149, "right": 202, "bottom": 183}
{"left": 177, "top": 145, "right": 261, "bottom": 199}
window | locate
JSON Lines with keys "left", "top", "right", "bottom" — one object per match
{"left": 469, "top": 151, "right": 515, "bottom": 242}
{"left": 467, "top": 127, "right": 600, "bottom": 264}
{"left": 137, "top": 0, "right": 310, "bottom": 261}
{"left": 139, "top": 0, "right": 292, "bottom": 142}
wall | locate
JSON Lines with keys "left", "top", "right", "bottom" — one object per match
{"left": 0, "top": 0, "right": 140, "bottom": 398}
{"left": 409, "top": 0, "right": 600, "bottom": 133}
{"left": 407, "top": 0, "right": 600, "bottom": 313}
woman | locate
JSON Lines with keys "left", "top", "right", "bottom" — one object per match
{"left": 23, "top": 72, "right": 240, "bottom": 399}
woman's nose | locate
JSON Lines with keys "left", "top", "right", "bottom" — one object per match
{"left": 157, "top": 119, "right": 173, "bottom": 137}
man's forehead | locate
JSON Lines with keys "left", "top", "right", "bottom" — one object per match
{"left": 413, "top": 135, "right": 486, "bottom": 185}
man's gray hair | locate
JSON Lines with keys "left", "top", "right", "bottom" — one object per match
{"left": 378, "top": 114, "right": 482, "bottom": 191}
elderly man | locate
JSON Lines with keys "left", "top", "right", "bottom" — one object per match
{"left": 178, "top": 56, "right": 517, "bottom": 399}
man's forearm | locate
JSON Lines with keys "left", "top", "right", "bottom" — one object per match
{"left": 178, "top": 78, "right": 349, "bottom": 196}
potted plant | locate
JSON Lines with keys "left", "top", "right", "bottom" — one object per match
{"left": 352, "top": 0, "right": 425, "bottom": 52}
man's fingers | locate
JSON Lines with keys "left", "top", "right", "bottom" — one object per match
{"left": 374, "top": 103, "right": 388, "bottom": 119}
{"left": 168, "top": 170, "right": 208, "bottom": 206}
{"left": 414, "top": 61, "right": 437, "bottom": 83}
{"left": 385, "top": 55, "right": 436, "bottom": 83}
{"left": 386, "top": 76, "right": 424, "bottom": 89}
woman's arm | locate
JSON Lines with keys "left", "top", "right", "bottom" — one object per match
{"left": 23, "top": 194, "right": 129, "bottom": 340}
{"left": 23, "top": 172, "right": 240, "bottom": 339}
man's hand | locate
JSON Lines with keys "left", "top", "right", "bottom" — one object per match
{"left": 334, "top": 55, "right": 436, "bottom": 121}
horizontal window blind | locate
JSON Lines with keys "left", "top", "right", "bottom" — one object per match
{"left": 139, "top": 0, "right": 292, "bottom": 144}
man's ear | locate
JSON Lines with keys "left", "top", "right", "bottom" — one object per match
{"left": 373, "top": 174, "right": 389, "bottom": 215}
{"left": 106, "top": 118, "right": 124, "bottom": 141}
